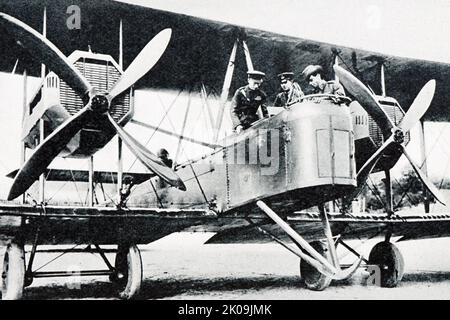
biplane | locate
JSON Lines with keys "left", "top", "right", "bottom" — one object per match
{"left": 0, "top": 0, "right": 450, "bottom": 300}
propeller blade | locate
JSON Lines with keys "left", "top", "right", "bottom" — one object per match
{"left": 344, "top": 139, "right": 391, "bottom": 205}
{"left": 107, "top": 28, "right": 172, "bottom": 101}
{"left": 333, "top": 65, "right": 394, "bottom": 138}
{"left": 8, "top": 108, "right": 92, "bottom": 200}
{"left": 357, "top": 136, "right": 395, "bottom": 180}
{"left": 401, "top": 146, "right": 446, "bottom": 206}
{"left": 398, "top": 80, "right": 436, "bottom": 132}
{"left": 107, "top": 114, "right": 186, "bottom": 191}
{"left": 0, "top": 13, "right": 92, "bottom": 98}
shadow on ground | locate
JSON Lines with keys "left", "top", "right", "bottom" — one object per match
{"left": 401, "top": 271, "right": 450, "bottom": 283}
{"left": 19, "top": 271, "right": 450, "bottom": 299}
{"left": 22, "top": 275, "right": 303, "bottom": 300}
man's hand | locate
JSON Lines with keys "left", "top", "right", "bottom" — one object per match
{"left": 235, "top": 125, "right": 243, "bottom": 134}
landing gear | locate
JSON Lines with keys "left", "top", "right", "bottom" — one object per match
{"left": 366, "top": 169, "right": 404, "bottom": 288}
{"left": 255, "top": 201, "right": 361, "bottom": 292}
{"left": 110, "top": 244, "right": 143, "bottom": 300}
{"left": 299, "top": 241, "right": 332, "bottom": 291}
{"left": 1, "top": 239, "right": 143, "bottom": 300}
{"left": 368, "top": 241, "right": 404, "bottom": 288}
{"left": 1, "top": 241, "right": 25, "bottom": 300}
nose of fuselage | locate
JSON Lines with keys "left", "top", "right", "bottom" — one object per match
{"left": 284, "top": 99, "right": 356, "bottom": 185}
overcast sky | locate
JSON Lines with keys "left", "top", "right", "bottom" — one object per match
{"left": 0, "top": 0, "right": 449, "bottom": 202}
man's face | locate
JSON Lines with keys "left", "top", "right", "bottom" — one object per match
{"left": 309, "top": 73, "right": 323, "bottom": 88}
{"left": 248, "top": 78, "right": 263, "bottom": 90}
{"left": 280, "top": 79, "right": 293, "bottom": 91}
{"left": 160, "top": 153, "right": 168, "bottom": 160}
{"left": 121, "top": 181, "right": 133, "bottom": 193}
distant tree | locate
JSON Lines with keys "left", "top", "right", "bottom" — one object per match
{"left": 364, "top": 170, "right": 432, "bottom": 212}
{"left": 392, "top": 170, "right": 425, "bottom": 209}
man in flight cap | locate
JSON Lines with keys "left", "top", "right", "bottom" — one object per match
{"left": 302, "top": 65, "right": 345, "bottom": 96}
{"left": 230, "top": 70, "right": 268, "bottom": 134}
{"left": 274, "top": 72, "right": 304, "bottom": 107}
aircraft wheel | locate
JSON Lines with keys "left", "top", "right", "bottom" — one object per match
{"left": 368, "top": 241, "right": 404, "bottom": 288}
{"left": 1, "top": 241, "right": 25, "bottom": 300}
{"left": 111, "top": 244, "right": 143, "bottom": 299}
{"left": 299, "top": 241, "right": 332, "bottom": 291}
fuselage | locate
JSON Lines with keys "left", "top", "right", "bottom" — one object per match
{"left": 146, "top": 98, "right": 357, "bottom": 215}
{"left": 20, "top": 49, "right": 408, "bottom": 213}
{"left": 143, "top": 94, "right": 409, "bottom": 215}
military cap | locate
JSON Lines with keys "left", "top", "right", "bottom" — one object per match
{"left": 278, "top": 72, "right": 294, "bottom": 82}
{"left": 302, "top": 65, "right": 323, "bottom": 80}
{"left": 247, "top": 70, "right": 266, "bottom": 80}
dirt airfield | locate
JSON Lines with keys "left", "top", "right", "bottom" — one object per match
{"left": 2, "top": 232, "right": 450, "bottom": 300}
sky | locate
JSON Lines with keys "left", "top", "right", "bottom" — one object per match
{"left": 0, "top": 0, "right": 449, "bottom": 202}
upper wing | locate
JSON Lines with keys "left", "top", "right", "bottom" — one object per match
{"left": 1, "top": 1, "right": 449, "bottom": 121}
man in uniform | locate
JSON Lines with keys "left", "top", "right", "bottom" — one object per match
{"left": 274, "top": 72, "right": 304, "bottom": 107}
{"left": 157, "top": 148, "right": 173, "bottom": 168}
{"left": 157, "top": 148, "right": 173, "bottom": 188}
{"left": 302, "top": 65, "right": 346, "bottom": 96}
{"left": 118, "top": 175, "right": 135, "bottom": 208}
{"left": 230, "top": 70, "right": 268, "bottom": 133}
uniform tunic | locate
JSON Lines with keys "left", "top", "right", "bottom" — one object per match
{"left": 230, "top": 85, "right": 268, "bottom": 130}
{"left": 315, "top": 80, "right": 346, "bottom": 96}
{"left": 274, "top": 82, "right": 304, "bottom": 107}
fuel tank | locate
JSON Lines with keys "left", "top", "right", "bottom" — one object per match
{"left": 146, "top": 98, "right": 356, "bottom": 214}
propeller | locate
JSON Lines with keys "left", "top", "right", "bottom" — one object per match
{"left": 1, "top": 12, "right": 184, "bottom": 200}
{"left": 0, "top": 13, "right": 92, "bottom": 98}
{"left": 106, "top": 28, "right": 172, "bottom": 102}
{"left": 8, "top": 108, "right": 92, "bottom": 200}
{"left": 107, "top": 114, "right": 185, "bottom": 191}
{"left": 334, "top": 65, "right": 446, "bottom": 205}
{"left": 334, "top": 65, "right": 394, "bottom": 138}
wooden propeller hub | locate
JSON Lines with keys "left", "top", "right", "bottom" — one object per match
{"left": 393, "top": 128, "right": 405, "bottom": 144}
{"left": 90, "top": 94, "right": 110, "bottom": 114}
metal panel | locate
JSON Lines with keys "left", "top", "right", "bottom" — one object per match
{"left": 316, "top": 129, "right": 332, "bottom": 177}
{"left": 333, "top": 129, "right": 351, "bottom": 178}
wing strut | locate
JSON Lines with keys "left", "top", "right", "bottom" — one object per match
{"left": 418, "top": 120, "right": 430, "bottom": 213}
{"left": 174, "top": 90, "right": 192, "bottom": 165}
{"left": 213, "top": 40, "right": 238, "bottom": 143}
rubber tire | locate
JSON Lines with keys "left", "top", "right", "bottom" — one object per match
{"left": 1, "top": 241, "right": 25, "bottom": 300}
{"left": 112, "top": 244, "right": 143, "bottom": 300}
{"left": 368, "top": 241, "right": 404, "bottom": 288}
{"left": 299, "top": 241, "right": 332, "bottom": 291}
